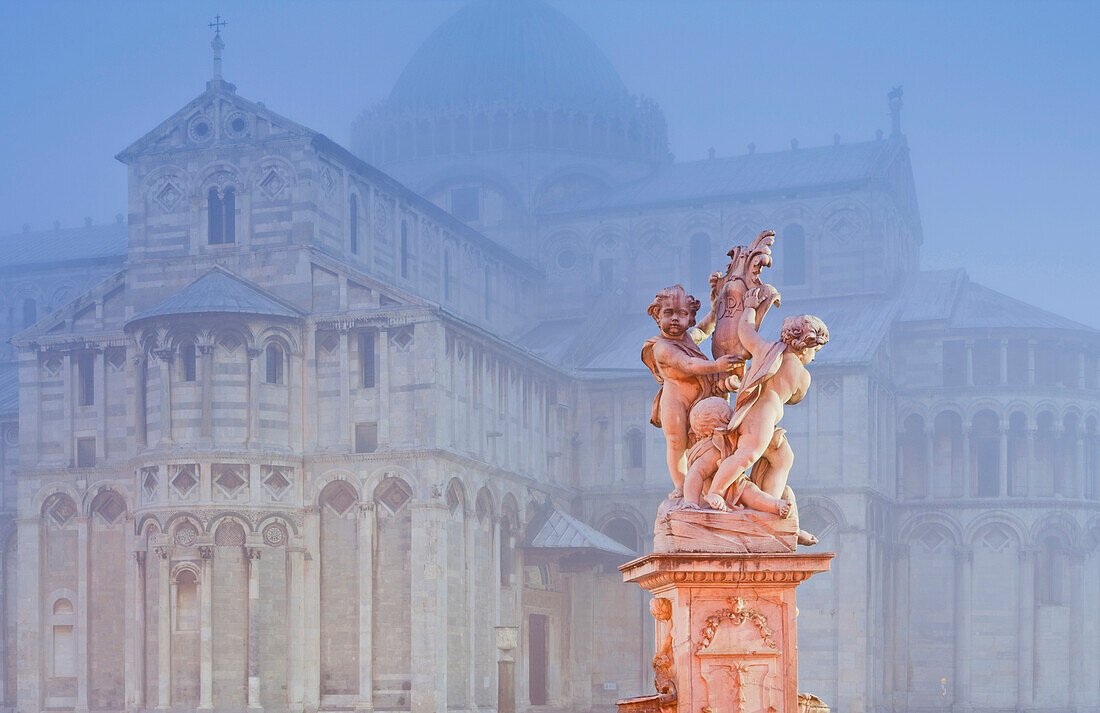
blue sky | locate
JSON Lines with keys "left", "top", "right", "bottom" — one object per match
{"left": 1, "top": 0, "right": 1097, "bottom": 326}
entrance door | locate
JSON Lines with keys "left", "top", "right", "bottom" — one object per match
{"left": 529, "top": 614, "right": 548, "bottom": 705}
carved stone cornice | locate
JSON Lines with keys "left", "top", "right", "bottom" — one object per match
{"left": 621, "top": 553, "right": 834, "bottom": 591}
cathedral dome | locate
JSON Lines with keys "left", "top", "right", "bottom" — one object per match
{"left": 387, "top": 0, "right": 630, "bottom": 115}
{"left": 352, "top": 0, "right": 667, "bottom": 165}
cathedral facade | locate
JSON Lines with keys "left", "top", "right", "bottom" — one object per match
{"left": 0, "top": 2, "right": 1097, "bottom": 713}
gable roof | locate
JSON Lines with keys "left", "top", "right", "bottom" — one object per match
{"left": 128, "top": 266, "right": 304, "bottom": 324}
{"left": 0, "top": 221, "right": 126, "bottom": 271}
{"left": 540, "top": 138, "right": 904, "bottom": 215}
{"left": 898, "top": 270, "right": 1097, "bottom": 333}
{"left": 522, "top": 504, "right": 635, "bottom": 557}
{"left": 521, "top": 293, "right": 897, "bottom": 377}
{"left": 116, "top": 79, "right": 313, "bottom": 162}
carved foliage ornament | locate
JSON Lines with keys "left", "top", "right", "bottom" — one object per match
{"left": 696, "top": 597, "right": 777, "bottom": 653}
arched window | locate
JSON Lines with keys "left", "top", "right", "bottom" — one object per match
{"left": 208, "top": 187, "right": 222, "bottom": 244}
{"left": 22, "top": 298, "right": 36, "bottom": 327}
{"left": 972, "top": 410, "right": 1000, "bottom": 496}
{"left": 180, "top": 343, "right": 197, "bottom": 382}
{"left": 207, "top": 187, "right": 235, "bottom": 245}
{"left": 265, "top": 344, "right": 284, "bottom": 385}
{"left": 175, "top": 570, "right": 199, "bottom": 631}
{"left": 1036, "top": 536, "right": 1068, "bottom": 606}
{"left": 349, "top": 194, "right": 359, "bottom": 255}
{"left": 783, "top": 224, "right": 806, "bottom": 285}
{"left": 600, "top": 517, "right": 639, "bottom": 553}
{"left": 899, "top": 414, "right": 927, "bottom": 499}
{"left": 689, "top": 233, "right": 711, "bottom": 297}
{"left": 400, "top": 221, "right": 410, "bottom": 278}
{"left": 624, "top": 429, "right": 645, "bottom": 470}
{"left": 51, "top": 598, "right": 75, "bottom": 678}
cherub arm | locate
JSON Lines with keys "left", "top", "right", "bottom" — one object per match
{"left": 655, "top": 341, "right": 736, "bottom": 375}
{"left": 737, "top": 286, "right": 780, "bottom": 359}
{"left": 690, "top": 272, "right": 724, "bottom": 342}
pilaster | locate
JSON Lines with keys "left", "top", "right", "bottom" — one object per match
{"left": 410, "top": 502, "right": 448, "bottom": 713}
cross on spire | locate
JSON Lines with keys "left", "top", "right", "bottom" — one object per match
{"left": 208, "top": 14, "right": 227, "bottom": 81}
{"left": 209, "top": 14, "right": 227, "bottom": 38}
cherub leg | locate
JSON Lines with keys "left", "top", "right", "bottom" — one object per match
{"left": 704, "top": 440, "right": 767, "bottom": 511}
{"left": 663, "top": 428, "right": 688, "bottom": 498}
{"left": 737, "top": 483, "right": 791, "bottom": 518}
{"left": 757, "top": 432, "right": 794, "bottom": 499}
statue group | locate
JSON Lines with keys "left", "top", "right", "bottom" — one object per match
{"left": 642, "top": 230, "right": 829, "bottom": 549}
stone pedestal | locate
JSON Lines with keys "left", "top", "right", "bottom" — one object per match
{"left": 616, "top": 552, "right": 832, "bottom": 713}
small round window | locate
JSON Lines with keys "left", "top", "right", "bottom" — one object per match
{"left": 224, "top": 112, "right": 250, "bottom": 139}
{"left": 188, "top": 116, "right": 214, "bottom": 142}
{"left": 556, "top": 249, "right": 577, "bottom": 270}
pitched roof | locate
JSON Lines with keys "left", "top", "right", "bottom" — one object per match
{"left": 898, "top": 270, "right": 1096, "bottom": 333}
{"left": 523, "top": 505, "right": 635, "bottom": 557}
{"left": 540, "top": 139, "right": 901, "bottom": 214}
{"left": 128, "top": 267, "right": 303, "bottom": 323}
{"left": 0, "top": 222, "right": 126, "bottom": 270}
{"left": 522, "top": 293, "right": 896, "bottom": 377}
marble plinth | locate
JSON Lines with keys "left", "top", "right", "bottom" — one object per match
{"left": 617, "top": 552, "right": 833, "bottom": 713}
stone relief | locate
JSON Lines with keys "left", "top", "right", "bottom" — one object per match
{"left": 642, "top": 228, "right": 829, "bottom": 551}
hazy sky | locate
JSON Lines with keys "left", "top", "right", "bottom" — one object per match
{"left": 1, "top": 0, "right": 1097, "bottom": 326}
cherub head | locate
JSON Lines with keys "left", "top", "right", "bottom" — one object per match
{"left": 689, "top": 396, "right": 734, "bottom": 438}
{"left": 780, "top": 314, "right": 830, "bottom": 364}
{"left": 647, "top": 285, "right": 700, "bottom": 339}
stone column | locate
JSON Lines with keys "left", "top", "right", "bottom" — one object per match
{"left": 247, "top": 347, "right": 262, "bottom": 447}
{"left": 356, "top": 504, "right": 375, "bottom": 712}
{"left": 155, "top": 546, "right": 171, "bottom": 710}
{"left": 132, "top": 355, "right": 148, "bottom": 447}
{"left": 965, "top": 340, "right": 974, "bottom": 385}
{"left": 75, "top": 517, "right": 89, "bottom": 713}
{"left": 1017, "top": 547, "right": 1035, "bottom": 709}
{"left": 246, "top": 548, "right": 263, "bottom": 712}
{"left": 924, "top": 426, "right": 934, "bottom": 500}
{"left": 62, "top": 352, "right": 74, "bottom": 464}
{"left": 15, "top": 518, "right": 41, "bottom": 713}
{"left": 198, "top": 337, "right": 215, "bottom": 440}
{"left": 198, "top": 546, "right": 213, "bottom": 711}
{"left": 465, "top": 509, "right": 478, "bottom": 708}
{"left": 1027, "top": 341, "right": 1036, "bottom": 385}
{"left": 998, "top": 425, "right": 1009, "bottom": 496}
{"left": 303, "top": 508, "right": 322, "bottom": 711}
{"left": 94, "top": 349, "right": 106, "bottom": 460}
{"left": 287, "top": 547, "right": 306, "bottom": 713}
{"left": 1000, "top": 339, "right": 1009, "bottom": 384}
{"left": 962, "top": 428, "right": 972, "bottom": 497}
{"left": 338, "top": 329, "right": 350, "bottom": 447}
{"left": 892, "top": 544, "right": 911, "bottom": 709}
{"left": 153, "top": 347, "right": 173, "bottom": 444}
{"left": 410, "top": 501, "right": 448, "bottom": 713}
{"left": 1068, "top": 550, "right": 1084, "bottom": 711}
{"left": 953, "top": 545, "right": 972, "bottom": 710}
{"left": 130, "top": 551, "right": 147, "bottom": 709}
{"left": 1074, "top": 428, "right": 1086, "bottom": 498}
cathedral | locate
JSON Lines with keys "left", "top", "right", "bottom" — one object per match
{"left": 0, "top": 1, "right": 1097, "bottom": 712}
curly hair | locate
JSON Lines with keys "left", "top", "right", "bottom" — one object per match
{"left": 689, "top": 396, "right": 733, "bottom": 437}
{"left": 647, "top": 285, "right": 701, "bottom": 326}
{"left": 780, "top": 314, "right": 830, "bottom": 351}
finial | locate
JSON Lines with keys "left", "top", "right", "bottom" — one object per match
{"left": 747, "top": 142, "right": 756, "bottom": 155}
{"left": 888, "top": 85, "right": 903, "bottom": 137}
{"left": 790, "top": 138, "right": 798, "bottom": 150}
{"left": 833, "top": 133, "right": 841, "bottom": 145}
{"left": 708, "top": 147, "right": 716, "bottom": 160}
{"left": 209, "top": 15, "right": 227, "bottom": 80}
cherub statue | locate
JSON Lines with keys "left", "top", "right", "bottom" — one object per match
{"left": 680, "top": 396, "right": 791, "bottom": 518}
{"left": 641, "top": 285, "right": 739, "bottom": 498}
{"left": 692, "top": 230, "right": 781, "bottom": 392}
{"left": 702, "top": 286, "right": 829, "bottom": 513}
